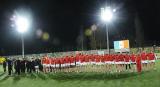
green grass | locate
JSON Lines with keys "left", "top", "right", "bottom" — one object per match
{"left": 0, "top": 61, "right": 160, "bottom": 87}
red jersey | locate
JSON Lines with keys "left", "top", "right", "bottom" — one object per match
{"left": 115, "top": 55, "right": 119, "bottom": 62}
{"left": 41, "top": 57, "right": 46, "bottom": 64}
{"left": 46, "top": 58, "right": 50, "bottom": 64}
{"left": 65, "top": 56, "right": 70, "bottom": 63}
{"left": 70, "top": 57, "right": 75, "bottom": 63}
{"left": 51, "top": 58, "right": 55, "bottom": 64}
{"left": 141, "top": 52, "right": 147, "bottom": 60}
{"left": 131, "top": 54, "right": 136, "bottom": 62}
{"left": 136, "top": 55, "right": 142, "bottom": 73}
{"left": 80, "top": 55, "right": 85, "bottom": 63}
{"left": 60, "top": 58, "right": 65, "bottom": 64}
{"left": 91, "top": 55, "right": 95, "bottom": 62}
{"left": 148, "top": 53, "right": 155, "bottom": 60}
{"left": 100, "top": 55, "right": 105, "bottom": 62}
{"left": 75, "top": 55, "right": 80, "bottom": 62}
{"left": 95, "top": 55, "right": 100, "bottom": 62}
{"left": 124, "top": 55, "right": 130, "bottom": 62}
{"left": 119, "top": 54, "right": 124, "bottom": 61}
{"left": 85, "top": 56, "right": 89, "bottom": 62}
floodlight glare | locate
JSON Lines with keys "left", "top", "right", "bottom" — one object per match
{"left": 15, "top": 16, "right": 30, "bottom": 33}
{"left": 101, "top": 7, "right": 113, "bottom": 22}
{"left": 11, "top": 9, "right": 32, "bottom": 58}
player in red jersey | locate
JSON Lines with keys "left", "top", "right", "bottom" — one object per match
{"left": 75, "top": 54, "right": 80, "bottom": 66}
{"left": 60, "top": 58, "right": 65, "bottom": 72}
{"left": 131, "top": 53, "right": 136, "bottom": 72}
{"left": 75, "top": 53, "right": 81, "bottom": 72}
{"left": 117, "top": 54, "right": 125, "bottom": 72}
{"left": 46, "top": 57, "right": 51, "bottom": 73}
{"left": 104, "top": 54, "right": 110, "bottom": 72}
{"left": 148, "top": 52, "right": 156, "bottom": 70}
{"left": 70, "top": 56, "right": 75, "bottom": 72}
{"left": 42, "top": 56, "right": 48, "bottom": 73}
{"left": 54, "top": 58, "right": 59, "bottom": 72}
{"left": 50, "top": 58, "right": 55, "bottom": 72}
{"left": 84, "top": 55, "right": 90, "bottom": 72}
{"left": 141, "top": 52, "right": 148, "bottom": 71}
{"left": 108, "top": 54, "right": 114, "bottom": 73}
{"left": 100, "top": 55, "right": 105, "bottom": 72}
{"left": 114, "top": 54, "right": 120, "bottom": 72}
{"left": 124, "top": 54, "right": 131, "bottom": 71}
{"left": 136, "top": 54, "right": 142, "bottom": 73}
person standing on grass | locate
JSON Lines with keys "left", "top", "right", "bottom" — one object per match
{"left": 15, "top": 58, "right": 21, "bottom": 75}
{"left": 26, "top": 59, "right": 30, "bottom": 73}
{"left": 131, "top": 53, "right": 136, "bottom": 72}
{"left": 31, "top": 58, "right": 36, "bottom": 72}
{"left": 7, "top": 58, "right": 13, "bottom": 75}
{"left": 38, "top": 58, "right": 43, "bottom": 72}
{"left": 20, "top": 58, "right": 26, "bottom": 73}
{"left": 124, "top": 54, "right": 131, "bottom": 70}
{"left": 2, "top": 59, "right": 7, "bottom": 72}
{"left": 136, "top": 54, "right": 142, "bottom": 73}
{"left": 34, "top": 59, "right": 39, "bottom": 73}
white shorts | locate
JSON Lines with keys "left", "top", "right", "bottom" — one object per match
{"left": 55, "top": 64, "right": 60, "bottom": 68}
{"left": 109, "top": 61, "right": 115, "bottom": 64}
{"left": 115, "top": 62, "right": 124, "bottom": 64}
{"left": 91, "top": 62, "right": 96, "bottom": 64}
{"left": 142, "top": 60, "right": 148, "bottom": 64}
{"left": 124, "top": 62, "right": 131, "bottom": 64}
{"left": 81, "top": 62, "right": 86, "bottom": 65}
{"left": 149, "top": 60, "right": 155, "bottom": 63}
{"left": 95, "top": 62, "right": 104, "bottom": 65}
{"left": 51, "top": 65, "right": 55, "bottom": 67}
{"left": 43, "top": 64, "right": 47, "bottom": 66}
{"left": 66, "top": 63, "right": 70, "bottom": 66}
{"left": 71, "top": 63, "right": 75, "bottom": 65}
{"left": 76, "top": 62, "right": 81, "bottom": 65}
{"left": 61, "top": 64, "right": 65, "bottom": 67}
{"left": 131, "top": 62, "right": 136, "bottom": 64}
{"left": 35, "top": 66, "right": 39, "bottom": 69}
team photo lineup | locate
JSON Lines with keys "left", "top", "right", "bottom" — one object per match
{"left": 1, "top": 0, "right": 160, "bottom": 87}
{"left": 1, "top": 51, "right": 156, "bottom": 75}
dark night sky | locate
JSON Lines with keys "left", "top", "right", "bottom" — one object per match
{"left": 0, "top": 0, "right": 160, "bottom": 55}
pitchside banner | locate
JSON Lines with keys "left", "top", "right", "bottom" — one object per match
{"left": 114, "top": 40, "right": 130, "bottom": 52}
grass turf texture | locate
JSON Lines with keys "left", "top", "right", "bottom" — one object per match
{"left": 0, "top": 61, "right": 160, "bottom": 87}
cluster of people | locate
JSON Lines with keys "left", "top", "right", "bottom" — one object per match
{"left": 2, "top": 58, "right": 42, "bottom": 75}
{"left": 41, "top": 52, "right": 156, "bottom": 73}
{"left": 1, "top": 52, "right": 156, "bottom": 75}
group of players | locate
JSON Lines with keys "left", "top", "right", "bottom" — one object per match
{"left": 2, "top": 52, "right": 156, "bottom": 75}
{"left": 41, "top": 52, "right": 156, "bottom": 73}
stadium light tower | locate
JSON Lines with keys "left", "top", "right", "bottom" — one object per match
{"left": 101, "top": 7, "right": 115, "bottom": 54}
{"left": 11, "top": 11, "right": 31, "bottom": 58}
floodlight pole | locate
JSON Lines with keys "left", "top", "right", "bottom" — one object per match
{"left": 21, "top": 34, "right": 24, "bottom": 58}
{"left": 106, "top": 24, "right": 110, "bottom": 54}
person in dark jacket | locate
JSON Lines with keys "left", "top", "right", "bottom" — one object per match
{"left": 20, "top": 58, "right": 26, "bottom": 73}
{"left": 31, "top": 58, "right": 35, "bottom": 72}
{"left": 15, "top": 58, "right": 21, "bottom": 75}
{"left": 7, "top": 58, "right": 13, "bottom": 75}
{"left": 38, "top": 58, "right": 43, "bottom": 72}
{"left": 2, "top": 60, "right": 7, "bottom": 72}
{"left": 26, "top": 59, "right": 30, "bottom": 73}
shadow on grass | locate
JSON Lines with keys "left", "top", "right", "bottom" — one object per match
{"left": 36, "top": 72, "right": 48, "bottom": 80}
{"left": 13, "top": 76, "right": 21, "bottom": 84}
{"left": 48, "top": 72, "right": 148, "bottom": 81}
{"left": 27, "top": 73, "right": 37, "bottom": 79}
{"left": 0, "top": 75, "right": 9, "bottom": 82}
{"left": 0, "top": 73, "right": 5, "bottom": 77}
